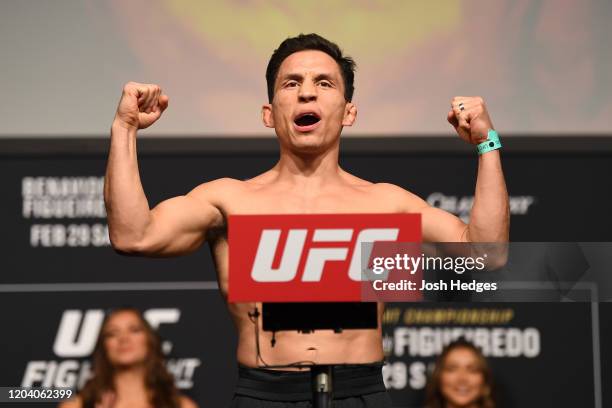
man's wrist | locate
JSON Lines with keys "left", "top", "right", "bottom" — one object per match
{"left": 476, "top": 129, "right": 501, "bottom": 155}
{"left": 111, "top": 118, "right": 138, "bottom": 135}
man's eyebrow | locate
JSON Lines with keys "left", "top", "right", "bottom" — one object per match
{"left": 314, "top": 73, "right": 337, "bottom": 82}
{"left": 279, "top": 73, "right": 304, "bottom": 82}
{"left": 278, "top": 72, "right": 339, "bottom": 83}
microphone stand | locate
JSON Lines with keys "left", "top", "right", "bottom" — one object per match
{"left": 311, "top": 364, "right": 333, "bottom": 408}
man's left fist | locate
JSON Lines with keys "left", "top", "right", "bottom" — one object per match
{"left": 447, "top": 96, "right": 494, "bottom": 144}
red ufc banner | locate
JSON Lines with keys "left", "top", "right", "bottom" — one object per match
{"left": 228, "top": 214, "right": 421, "bottom": 302}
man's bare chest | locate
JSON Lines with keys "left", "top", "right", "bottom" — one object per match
{"left": 219, "top": 188, "right": 400, "bottom": 216}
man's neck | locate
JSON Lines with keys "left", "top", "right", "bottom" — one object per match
{"left": 274, "top": 143, "right": 344, "bottom": 190}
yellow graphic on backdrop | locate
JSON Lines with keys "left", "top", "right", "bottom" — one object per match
{"left": 163, "top": 1, "right": 461, "bottom": 63}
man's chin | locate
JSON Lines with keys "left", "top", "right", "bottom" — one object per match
{"left": 284, "top": 133, "right": 328, "bottom": 151}
{"left": 290, "top": 138, "right": 328, "bottom": 154}
{"left": 276, "top": 127, "right": 340, "bottom": 154}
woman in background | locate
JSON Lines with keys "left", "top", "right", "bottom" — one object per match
{"left": 425, "top": 338, "right": 495, "bottom": 408}
{"left": 59, "top": 307, "right": 198, "bottom": 408}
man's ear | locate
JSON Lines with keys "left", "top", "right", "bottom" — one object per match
{"left": 342, "top": 102, "right": 357, "bottom": 126}
{"left": 262, "top": 104, "right": 274, "bottom": 128}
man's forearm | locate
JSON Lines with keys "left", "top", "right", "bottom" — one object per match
{"left": 466, "top": 150, "right": 509, "bottom": 242}
{"left": 104, "top": 122, "right": 152, "bottom": 249}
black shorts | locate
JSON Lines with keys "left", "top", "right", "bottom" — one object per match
{"left": 231, "top": 362, "right": 392, "bottom": 407}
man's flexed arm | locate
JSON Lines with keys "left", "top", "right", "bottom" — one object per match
{"left": 105, "top": 82, "right": 221, "bottom": 256}
{"left": 446, "top": 96, "right": 509, "bottom": 242}
{"left": 410, "top": 96, "right": 509, "bottom": 244}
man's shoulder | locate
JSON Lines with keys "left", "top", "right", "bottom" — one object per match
{"left": 368, "top": 182, "right": 429, "bottom": 211}
{"left": 189, "top": 177, "right": 247, "bottom": 195}
{"left": 184, "top": 177, "right": 251, "bottom": 210}
{"left": 341, "top": 174, "right": 422, "bottom": 201}
{"left": 369, "top": 181, "right": 414, "bottom": 196}
{"left": 340, "top": 171, "right": 414, "bottom": 196}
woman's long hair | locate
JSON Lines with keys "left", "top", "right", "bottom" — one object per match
{"left": 80, "top": 307, "right": 180, "bottom": 408}
{"left": 425, "top": 338, "right": 495, "bottom": 408}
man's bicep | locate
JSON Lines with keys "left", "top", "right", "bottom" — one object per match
{"left": 383, "top": 183, "right": 468, "bottom": 243}
{"left": 143, "top": 193, "right": 221, "bottom": 256}
{"left": 420, "top": 205, "right": 469, "bottom": 243}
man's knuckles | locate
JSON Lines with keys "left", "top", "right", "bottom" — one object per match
{"left": 122, "top": 82, "right": 161, "bottom": 96}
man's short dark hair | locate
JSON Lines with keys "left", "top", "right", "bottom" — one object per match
{"left": 266, "top": 33, "right": 356, "bottom": 103}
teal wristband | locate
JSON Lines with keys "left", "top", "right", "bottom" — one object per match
{"left": 476, "top": 129, "right": 502, "bottom": 155}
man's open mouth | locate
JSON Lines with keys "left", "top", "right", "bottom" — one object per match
{"left": 294, "top": 112, "right": 321, "bottom": 128}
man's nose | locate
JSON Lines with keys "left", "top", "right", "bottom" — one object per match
{"left": 298, "top": 80, "right": 317, "bottom": 102}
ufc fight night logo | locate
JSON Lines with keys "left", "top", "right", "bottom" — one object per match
{"left": 228, "top": 214, "right": 421, "bottom": 302}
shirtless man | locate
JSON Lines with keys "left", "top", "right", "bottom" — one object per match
{"left": 105, "top": 34, "right": 509, "bottom": 407}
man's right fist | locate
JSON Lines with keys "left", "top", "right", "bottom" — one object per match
{"left": 114, "top": 82, "right": 169, "bottom": 130}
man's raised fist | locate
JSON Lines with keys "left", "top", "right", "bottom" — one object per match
{"left": 114, "top": 82, "right": 169, "bottom": 130}
{"left": 447, "top": 96, "right": 494, "bottom": 145}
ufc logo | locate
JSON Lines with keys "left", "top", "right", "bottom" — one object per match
{"left": 228, "top": 214, "right": 420, "bottom": 302}
{"left": 251, "top": 228, "right": 399, "bottom": 282}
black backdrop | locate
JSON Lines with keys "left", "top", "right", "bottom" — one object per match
{"left": 0, "top": 136, "right": 611, "bottom": 408}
